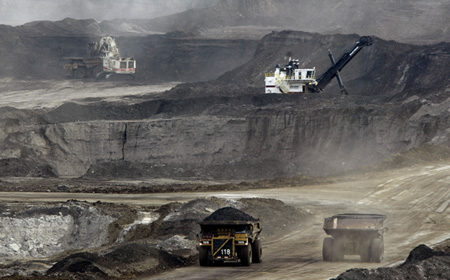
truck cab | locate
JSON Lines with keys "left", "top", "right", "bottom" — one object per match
{"left": 198, "top": 221, "right": 262, "bottom": 266}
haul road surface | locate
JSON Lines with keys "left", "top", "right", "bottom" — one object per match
{"left": 1, "top": 163, "right": 449, "bottom": 279}
{"left": 149, "top": 164, "right": 450, "bottom": 280}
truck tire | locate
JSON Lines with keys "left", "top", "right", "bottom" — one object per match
{"left": 322, "top": 237, "right": 334, "bottom": 261}
{"left": 370, "top": 238, "right": 384, "bottom": 263}
{"left": 333, "top": 238, "right": 344, "bottom": 261}
{"left": 64, "top": 67, "right": 74, "bottom": 78}
{"left": 198, "top": 246, "right": 209, "bottom": 266}
{"left": 93, "top": 66, "right": 104, "bottom": 79}
{"left": 252, "top": 239, "right": 262, "bottom": 263}
{"left": 74, "top": 67, "right": 86, "bottom": 79}
{"left": 360, "top": 239, "right": 372, "bottom": 262}
{"left": 239, "top": 245, "right": 252, "bottom": 266}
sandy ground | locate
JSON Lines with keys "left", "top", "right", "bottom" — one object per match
{"left": 148, "top": 164, "right": 450, "bottom": 280}
{"left": 0, "top": 79, "right": 178, "bottom": 109}
{"left": 1, "top": 163, "right": 448, "bottom": 279}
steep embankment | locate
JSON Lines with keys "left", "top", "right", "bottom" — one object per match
{"left": 1, "top": 87, "right": 448, "bottom": 179}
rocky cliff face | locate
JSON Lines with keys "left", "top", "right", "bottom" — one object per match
{"left": 1, "top": 88, "right": 448, "bottom": 179}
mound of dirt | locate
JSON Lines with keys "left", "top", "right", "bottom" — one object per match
{"left": 0, "top": 158, "right": 56, "bottom": 178}
{"left": 434, "top": 238, "right": 450, "bottom": 253}
{"left": 47, "top": 252, "right": 105, "bottom": 276}
{"left": 332, "top": 244, "right": 450, "bottom": 280}
{"left": 154, "top": 197, "right": 236, "bottom": 239}
{"left": 240, "top": 198, "right": 310, "bottom": 238}
{"left": 203, "top": 207, "right": 258, "bottom": 222}
{"left": 402, "top": 244, "right": 450, "bottom": 264}
{"left": 46, "top": 242, "right": 196, "bottom": 280}
{"left": 122, "top": 196, "right": 310, "bottom": 246}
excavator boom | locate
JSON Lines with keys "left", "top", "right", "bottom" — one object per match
{"left": 311, "top": 36, "right": 372, "bottom": 92}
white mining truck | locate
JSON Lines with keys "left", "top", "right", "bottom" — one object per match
{"left": 64, "top": 36, "right": 136, "bottom": 79}
{"left": 322, "top": 213, "right": 386, "bottom": 263}
{"left": 265, "top": 36, "right": 372, "bottom": 94}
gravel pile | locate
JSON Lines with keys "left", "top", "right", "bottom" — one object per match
{"left": 0, "top": 201, "right": 115, "bottom": 259}
{"left": 332, "top": 244, "right": 450, "bottom": 280}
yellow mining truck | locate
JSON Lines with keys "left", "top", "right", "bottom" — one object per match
{"left": 198, "top": 207, "right": 262, "bottom": 266}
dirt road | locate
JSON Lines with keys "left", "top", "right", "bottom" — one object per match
{"left": 0, "top": 79, "right": 177, "bottom": 109}
{"left": 147, "top": 164, "right": 450, "bottom": 280}
{"left": 1, "top": 163, "right": 448, "bottom": 279}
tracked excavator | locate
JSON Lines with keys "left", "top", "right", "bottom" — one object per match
{"left": 64, "top": 36, "right": 136, "bottom": 79}
{"left": 265, "top": 36, "right": 372, "bottom": 94}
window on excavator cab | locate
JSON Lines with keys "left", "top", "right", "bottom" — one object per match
{"left": 128, "top": 61, "right": 135, "bottom": 69}
{"left": 306, "top": 71, "right": 316, "bottom": 79}
{"left": 120, "top": 61, "right": 127, "bottom": 69}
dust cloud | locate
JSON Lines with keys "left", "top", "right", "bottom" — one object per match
{"left": 0, "top": 0, "right": 218, "bottom": 26}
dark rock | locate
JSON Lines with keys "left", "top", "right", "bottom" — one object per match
{"left": 402, "top": 244, "right": 450, "bottom": 265}
{"left": 204, "top": 207, "right": 258, "bottom": 222}
{"left": 332, "top": 245, "right": 450, "bottom": 280}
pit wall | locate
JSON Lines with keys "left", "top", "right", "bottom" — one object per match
{"left": 1, "top": 95, "right": 447, "bottom": 178}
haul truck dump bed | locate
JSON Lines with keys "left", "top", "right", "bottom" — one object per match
{"left": 322, "top": 213, "right": 386, "bottom": 263}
